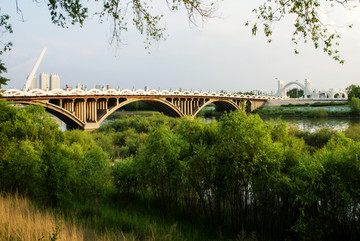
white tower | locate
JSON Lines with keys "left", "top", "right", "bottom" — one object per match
{"left": 24, "top": 48, "right": 47, "bottom": 91}
{"left": 40, "top": 73, "right": 49, "bottom": 90}
{"left": 26, "top": 75, "right": 37, "bottom": 90}
{"left": 50, "top": 74, "right": 60, "bottom": 90}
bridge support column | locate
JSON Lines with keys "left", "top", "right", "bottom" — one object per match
{"left": 83, "top": 122, "right": 100, "bottom": 130}
{"left": 183, "top": 99, "right": 187, "bottom": 115}
{"left": 94, "top": 100, "right": 97, "bottom": 122}
{"left": 86, "top": 99, "right": 97, "bottom": 122}
{"left": 83, "top": 99, "right": 87, "bottom": 123}
{"left": 190, "top": 98, "right": 193, "bottom": 115}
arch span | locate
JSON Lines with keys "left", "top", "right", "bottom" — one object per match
{"left": 98, "top": 98, "right": 184, "bottom": 125}
{"left": 192, "top": 99, "right": 241, "bottom": 117}
{"left": 333, "top": 91, "right": 348, "bottom": 99}
{"left": 282, "top": 81, "right": 305, "bottom": 91}
{"left": 275, "top": 79, "right": 313, "bottom": 98}
{"left": 12, "top": 100, "right": 85, "bottom": 129}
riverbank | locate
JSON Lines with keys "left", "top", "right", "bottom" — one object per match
{"left": 253, "top": 102, "right": 351, "bottom": 117}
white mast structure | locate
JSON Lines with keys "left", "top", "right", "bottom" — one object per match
{"left": 23, "top": 48, "right": 47, "bottom": 91}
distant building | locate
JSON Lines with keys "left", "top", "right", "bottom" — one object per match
{"left": 107, "top": 85, "right": 113, "bottom": 90}
{"left": 40, "top": 73, "right": 49, "bottom": 90}
{"left": 50, "top": 74, "right": 60, "bottom": 90}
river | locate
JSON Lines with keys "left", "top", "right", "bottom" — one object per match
{"left": 203, "top": 115, "right": 360, "bottom": 132}
{"left": 52, "top": 112, "right": 360, "bottom": 132}
{"left": 261, "top": 116, "right": 360, "bottom": 132}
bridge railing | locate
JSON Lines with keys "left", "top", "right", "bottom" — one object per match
{"left": 2, "top": 88, "right": 284, "bottom": 100}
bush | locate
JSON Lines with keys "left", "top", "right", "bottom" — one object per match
{"left": 343, "top": 124, "right": 360, "bottom": 141}
{"left": 308, "top": 109, "right": 328, "bottom": 118}
{"left": 349, "top": 97, "right": 360, "bottom": 115}
{"left": 289, "top": 127, "right": 336, "bottom": 150}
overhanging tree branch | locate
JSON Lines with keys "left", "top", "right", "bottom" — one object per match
{"left": 248, "top": 0, "right": 359, "bottom": 64}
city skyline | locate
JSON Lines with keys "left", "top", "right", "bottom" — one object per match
{"left": 1, "top": 0, "right": 360, "bottom": 93}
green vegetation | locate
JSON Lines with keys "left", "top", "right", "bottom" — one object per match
{"left": 197, "top": 104, "right": 223, "bottom": 117}
{"left": 286, "top": 88, "right": 304, "bottom": 98}
{"left": 308, "top": 109, "right": 328, "bottom": 118}
{"left": 1, "top": 99, "right": 360, "bottom": 240}
{"left": 346, "top": 85, "right": 360, "bottom": 101}
{"left": 280, "top": 102, "right": 347, "bottom": 107}
{"left": 349, "top": 97, "right": 360, "bottom": 115}
{"left": 254, "top": 103, "right": 351, "bottom": 117}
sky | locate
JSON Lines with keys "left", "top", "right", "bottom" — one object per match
{"left": 1, "top": 0, "right": 360, "bottom": 94}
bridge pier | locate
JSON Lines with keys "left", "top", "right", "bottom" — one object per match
{"left": 83, "top": 122, "right": 100, "bottom": 130}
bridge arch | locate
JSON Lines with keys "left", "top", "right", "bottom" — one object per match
{"left": 280, "top": 81, "right": 306, "bottom": 98}
{"left": 12, "top": 100, "right": 85, "bottom": 129}
{"left": 98, "top": 98, "right": 184, "bottom": 125}
{"left": 282, "top": 81, "right": 306, "bottom": 91}
{"left": 333, "top": 91, "right": 348, "bottom": 99}
{"left": 192, "top": 99, "right": 241, "bottom": 117}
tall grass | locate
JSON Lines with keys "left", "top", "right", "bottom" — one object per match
{"left": 0, "top": 192, "right": 119, "bottom": 241}
{"left": 0, "top": 192, "right": 206, "bottom": 241}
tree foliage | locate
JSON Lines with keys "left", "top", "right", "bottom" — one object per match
{"left": 105, "top": 111, "right": 360, "bottom": 240}
{"left": 2, "top": 99, "right": 360, "bottom": 240}
{"left": 0, "top": 100, "right": 111, "bottom": 206}
{"left": 346, "top": 84, "right": 360, "bottom": 100}
{"left": 287, "top": 88, "right": 304, "bottom": 98}
{"left": 0, "top": 12, "right": 12, "bottom": 88}
{"left": 349, "top": 97, "right": 360, "bottom": 115}
{"left": 247, "top": 0, "right": 359, "bottom": 64}
{"left": 1, "top": 0, "right": 357, "bottom": 69}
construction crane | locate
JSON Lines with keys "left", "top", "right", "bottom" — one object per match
{"left": 23, "top": 48, "right": 47, "bottom": 91}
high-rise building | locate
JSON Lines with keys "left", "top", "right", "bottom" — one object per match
{"left": 39, "top": 73, "right": 49, "bottom": 90}
{"left": 50, "top": 74, "right": 60, "bottom": 90}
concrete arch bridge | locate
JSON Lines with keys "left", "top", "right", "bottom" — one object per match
{"left": 2, "top": 88, "right": 273, "bottom": 130}
{"left": 274, "top": 79, "right": 348, "bottom": 99}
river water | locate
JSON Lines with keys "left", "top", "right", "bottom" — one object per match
{"left": 261, "top": 116, "right": 360, "bottom": 132}
{"left": 203, "top": 116, "right": 360, "bottom": 132}
{"left": 53, "top": 112, "right": 360, "bottom": 132}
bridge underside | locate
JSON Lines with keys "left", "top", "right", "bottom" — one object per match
{"left": 6, "top": 96, "right": 267, "bottom": 130}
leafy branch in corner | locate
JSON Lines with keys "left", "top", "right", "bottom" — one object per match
{"left": 247, "top": 0, "right": 359, "bottom": 64}
{"left": 0, "top": 11, "right": 13, "bottom": 88}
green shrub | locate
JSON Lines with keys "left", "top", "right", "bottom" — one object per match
{"left": 349, "top": 97, "right": 360, "bottom": 115}
{"left": 308, "top": 109, "right": 328, "bottom": 118}
{"left": 343, "top": 124, "right": 360, "bottom": 141}
{"left": 289, "top": 127, "right": 336, "bottom": 150}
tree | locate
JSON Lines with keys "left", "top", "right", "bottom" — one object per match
{"left": 0, "top": 59, "right": 9, "bottom": 90}
{"left": 287, "top": 88, "right": 304, "bottom": 98}
{"left": 349, "top": 97, "right": 360, "bottom": 115}
{"left": 0, "top": 13, "right": 12, "bottom": 88}
{"left": 248, "top": 0, "right": 358, "bottom": 64}
{"left": 346, "top": 84, "right": 360, "bottom": 100}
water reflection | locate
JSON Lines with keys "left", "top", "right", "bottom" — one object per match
{"left": 203, "top": 116, "right": 360, "bottom": 132}
{"left": 54, "top": 111, "right": 360, "bottom": 133}
{"left": 263, "top": 117, "right": 360, "bottom": 132}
